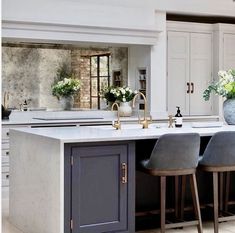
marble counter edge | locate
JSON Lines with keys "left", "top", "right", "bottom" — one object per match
{"left": 9, "top": 125, "right": 235, "bottom": 144}
{"left": 2, "top": 115, "right": 220, "bottom": 126}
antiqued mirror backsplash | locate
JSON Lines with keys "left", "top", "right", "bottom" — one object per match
{"left": 2, "top": 43, "right": 128, "bottom": 110}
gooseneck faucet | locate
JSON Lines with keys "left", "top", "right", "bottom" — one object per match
{"left": 111, "top": 103, "right": 121, "bottom": 130}
{"left": 132, "top": 92, "right": 152, "bottom": 129}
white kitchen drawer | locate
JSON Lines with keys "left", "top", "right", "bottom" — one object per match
{"left": 2, "top": 141, "right": 10, "bottom": 150}
{"left": 2, "top": 128, "right": 10, "bottom": 140}
{"left": 2, "top": 172, "right": 9, "bottom": 187}
{"left": 2, "top": 166, "right": 9, "bottom": 173}
{"left": 2, "top": 149, "right": 9, "bottom": 157}
{"left": 2, "top": 155, "right": 9, "bottom": 164}
{"left": 2, "top": 186, "right": 9, "bottom": 199}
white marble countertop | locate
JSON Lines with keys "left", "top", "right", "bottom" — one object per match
{"left": 10, "top": 122, "right": 235, "bottom": 143}
{"left": 2, "top": 110, "right": 220, "bottom": 126}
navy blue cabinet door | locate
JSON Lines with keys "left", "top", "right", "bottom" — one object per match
{"left": 65, "top": 142, "right": 135, "bottom": 233}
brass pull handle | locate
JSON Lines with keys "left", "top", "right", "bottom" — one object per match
{"left": 187, "top": 82, "right": 190, "bottom": 93}
{"left": 191, "top": 82, "right": 194, "bottom": 94}
{"left": 121, "top": 163, "right": 127, "bottom": 184}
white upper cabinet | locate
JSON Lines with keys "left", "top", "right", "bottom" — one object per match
{"left": 167, "top": 31, "right": 190, "bottom": 115}
{"left": 223, "top": 33, "right": 235, "bottom": 70}
{"left": 190, "top": 33, "right": 212, "bottom": 115}
{"left": 167, "top": 22, "right": 213, "bottom": 116}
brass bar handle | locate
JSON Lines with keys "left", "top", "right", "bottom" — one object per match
{"left": 191, "top": 82, "right": 194, "bottom": 94}
{"left": 186, "top": 82, "right": 190, "bottom": 93}
{"left": 121, "top": 163, "right": 127, "bottom": 184}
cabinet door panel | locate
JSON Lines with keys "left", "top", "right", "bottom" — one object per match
{"left": 71, "top": 145, "right": 128, "bottom": 233}
{"left": 167, "top": 31, "right": 190, "bottom": 115}
{"left": 190, "top": 33, "right": 212, "bottom": 115}
{"left": 223, "top": 33, "right": 235, "bottom": 70}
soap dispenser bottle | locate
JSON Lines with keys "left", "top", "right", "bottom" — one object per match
{"left": 175, "top": 106, "right": 183, "bottom": 128}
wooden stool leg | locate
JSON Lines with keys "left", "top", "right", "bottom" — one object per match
{"left": 189, "top": 174, "right": 203, "bottom": 233}
{"left": 175, "top": 176, "right": 179, "bottom": 219}
{"left": 224, "top": 172, "right": 231, "bottom": 212}
{"left": 160, "top": 176, "right": 166, "bottom": 233}
{"left": 213, "top": 172, "right": 219, "bottom": 233}
{"left": 181, "top": 175, "right": 186, "bottom": 220}
{"left": 219, "top": 172, "right": 224, "bottom": 212}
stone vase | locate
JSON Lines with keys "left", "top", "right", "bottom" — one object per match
{"left": 119, "top": 102, "right": 132, "bottom": 117}
{"left": 223, "top": 98, "right": 235, "bottom": 125}
{"left": 60, "top": 96, "right": 74, "bottom": 110}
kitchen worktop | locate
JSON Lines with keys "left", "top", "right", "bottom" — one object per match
{"left": 10, "top": 122, "right": 235, "bottom": 143}
{"left": 2, "top": 110, "right": 220, "bottom": 126}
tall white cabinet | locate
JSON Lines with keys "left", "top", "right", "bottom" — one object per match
{"left": 223, "top": 33, "right": 235, "bottom": 70}
{"left": 167, "top": 22, "right": 213, "bottom": 116}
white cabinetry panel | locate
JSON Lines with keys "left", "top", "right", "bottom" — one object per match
{"left": 167, "top": 31, "right": 190, "bottom": 115}
{"left": 167, "top": 30, "right": 212, "bottom": 116}
{"left": 223, "top": 33, "right": 235, "bottom": 69}
{"left": 190, "top": 33, "right": 212, "bottom": 115}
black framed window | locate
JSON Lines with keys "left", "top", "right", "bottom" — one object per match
{"left": 90, "top": 54, "right": 110, "bottom": 109}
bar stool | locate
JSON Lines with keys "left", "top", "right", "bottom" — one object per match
{"left": 198, "top": 131, "right": 235, "bottom": 233}
{"left": 140, "top": 133, "right": 203, "bottom": 233}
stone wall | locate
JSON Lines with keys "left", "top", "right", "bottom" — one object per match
{"left": 2, "top": 44, "right": 128, "bottom": 110}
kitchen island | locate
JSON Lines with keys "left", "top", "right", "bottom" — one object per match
{"left": 9, "top": 123, "right": 235, "bottom": 233}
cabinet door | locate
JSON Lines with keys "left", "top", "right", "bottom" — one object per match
{"left": 167, "top": 31, "right": 190, "bottom": 115}
{"left": 190, "top": 33, "right": 212, "bottom": 115}
{"left": 223, "top": 33, "right": 235, "bottom": 70}
{"left": 71, "top": 144, "right": 129, "bottom": 233}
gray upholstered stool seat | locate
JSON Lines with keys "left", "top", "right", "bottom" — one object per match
{"left": 198, "top": 131, "right": 235, "bottom": 233}
{"left": 140, "top": 133, "right": 202, "bottom": 233}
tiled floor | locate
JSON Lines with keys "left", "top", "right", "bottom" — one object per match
{"left": 2, "top": 199, "right": 235, "bottom": 233}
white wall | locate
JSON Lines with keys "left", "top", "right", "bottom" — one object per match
{"left": 3, "top": 0, "right": 235, "bottom": 26}
{"left": 2, "top": 0, "right": 156, "bottom": 29}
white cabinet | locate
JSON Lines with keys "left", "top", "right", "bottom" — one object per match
{"left": 167, "top": 29, "right": 213, "bottom": 116}
{"left": 223, "top": 33, "right": 235, "bottom": 70}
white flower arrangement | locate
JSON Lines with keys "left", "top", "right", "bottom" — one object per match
{"left": 52, "top": 64, "right": 81, "bottom": 99}
{"left": 203, "top": 69, "right": 235, "bottom": 100}
{"left": 52, "top": 76, "right": 81, "bottom": 98}
{"left": 100, "top": 86, "right": 137, "bottom": 103}
{"left": 112, "top": 86, "right": 137, "bottom": 102}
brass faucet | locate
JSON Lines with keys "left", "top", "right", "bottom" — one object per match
{"left": 111, "top": 103, "right": 121, "bottom": 130}
{"left": 132, "top": 92, "right": 152, "bottom": 129}
{"left": 168, "top": 115, "right": 174, "bottom": 128}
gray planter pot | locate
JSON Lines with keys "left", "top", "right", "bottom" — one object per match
{"left": 223, "top": 99, "right": 235, "bottom": 125}
{"left": 59, "top": 96, "right": 74, "bottom": 110}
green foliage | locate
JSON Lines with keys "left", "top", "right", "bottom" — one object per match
{"left": 203, "top": 69, "right": 235, "bottom": 101}
{"left": 100, "top": 86, "right": 117, "bottom": 104}
{"left": 52, "top": 64, "right": 81, "bottom": 98}
{"left": 100, "top": 86, "right": 137, "bottom": 103}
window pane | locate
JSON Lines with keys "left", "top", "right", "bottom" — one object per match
{"left": 91, "top": 97, "right": 98, "bottom": 109}
{"left": 99, "top": 56, "right": 108, "bottom": 76}
{"left": 91, "top": 78, "right": 98, "bottom": 96}
{"left": 91, "top": 57, "right": 97, "bottom": 76}
{"left": 99, "top": 77, "right": 109, "bottom": 92}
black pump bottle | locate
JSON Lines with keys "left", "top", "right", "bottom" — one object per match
{"left": 175, "top": 106, "right": 183, "bottom": 128}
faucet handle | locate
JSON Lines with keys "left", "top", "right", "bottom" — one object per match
{"left": 112, "top": 120, "right": 121, "bottom": 130}
{"left": 111, "top": 103, "right": 121, "bottom": 130}
{"left": 148, "top": 115, "right": 152, "bottom": 124}
{"left": 168, "top": 115, "right": 174, "bottom": 128}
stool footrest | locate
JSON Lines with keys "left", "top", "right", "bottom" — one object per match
{"left": 165, "top": 220, "right": 199, "bottom": 229}
{"left": 218, "top": 215, "right": 235, "bottom": 223}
